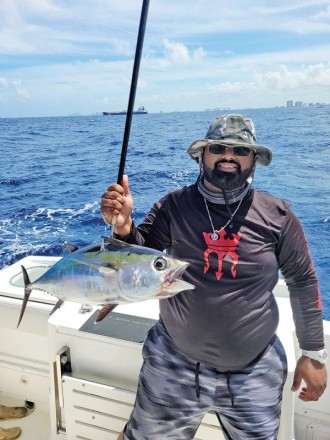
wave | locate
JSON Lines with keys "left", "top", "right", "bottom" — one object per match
{"left": 0, "top": 201, "right": 107, "bottom": 268}
{"left": 19, "top": 201, "right": 99, "bottom": 221}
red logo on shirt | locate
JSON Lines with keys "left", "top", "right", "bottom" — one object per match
{"left": 203, "top": 231, "right": 241, "bottom": 280}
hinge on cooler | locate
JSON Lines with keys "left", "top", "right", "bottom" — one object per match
{"left": 54, "top": 346, "right": 72, "bottom": 434}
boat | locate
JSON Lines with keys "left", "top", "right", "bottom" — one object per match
{"left": 103, "top": 106, "right": 148, "bottom": 116}
{"left": 0, "top": 255, "right": 329, "bottom": 440}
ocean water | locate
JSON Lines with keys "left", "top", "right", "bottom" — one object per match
{"left": 1, "top": 107, "right": 329, "bottom": 319}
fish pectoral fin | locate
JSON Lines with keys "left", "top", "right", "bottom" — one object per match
{"left": 70, "top": 258, "right": 118, "bottom": 273}
{"left": 95, "top": 304, "right": 117, "bottom": 323}
{"left": 98, "top": 265, "right": 118, "bottom": 276}
{"left": 49, "top": 299, "right": 64, "bottom": 316}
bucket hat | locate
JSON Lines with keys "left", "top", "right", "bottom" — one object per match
{"left": 187, "top": 114, "right": 272, "bottom": 166}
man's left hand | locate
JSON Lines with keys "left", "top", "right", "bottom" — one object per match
{"left": 291, "top": 355, "right": 327, "bottom": 401}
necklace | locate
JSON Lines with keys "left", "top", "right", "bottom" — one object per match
{"left": 204, "top": 197, "right": 244, "bottom": 240}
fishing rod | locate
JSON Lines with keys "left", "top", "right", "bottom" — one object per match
{"left": 111, "top": 0, "right": 150, "bottom": 236}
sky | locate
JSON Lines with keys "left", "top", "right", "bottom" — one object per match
{"left": 1, "top": 0, "right": 330, "bottom": 117}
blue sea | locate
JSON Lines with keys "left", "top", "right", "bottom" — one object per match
{"left": 1, "top": 107, "right": 329, "bottom": 319}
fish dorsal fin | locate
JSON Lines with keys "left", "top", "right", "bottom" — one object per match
{"left": 95, "top": 304, "right": 117, "bottom": 323}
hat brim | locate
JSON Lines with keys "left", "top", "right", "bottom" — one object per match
{"left": 187, "top": 139, "right": 272, "bottom": 166}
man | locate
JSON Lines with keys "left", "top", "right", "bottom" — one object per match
{"left": 100, "top": 114, "right": 327, "bottom": 440}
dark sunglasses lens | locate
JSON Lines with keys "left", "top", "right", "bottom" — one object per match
{"left": 233, "top": 147, "right": 251, "bottom": 156}
{"left": 208, "top": 145, "right": 252, "bottom": 156}
{"left": 208, "top": 145, "right": 227, "bottom": 154}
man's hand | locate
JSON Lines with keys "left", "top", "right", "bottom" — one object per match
{"left": 100, "top": 175, "right": 133, "bottom": 237}
{"left": 291, "top": 355, "right": 327, "bottom": 401}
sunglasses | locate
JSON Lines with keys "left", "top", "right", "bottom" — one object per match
{"left": 208, "top": 144, "right": 253, "bottom": 157}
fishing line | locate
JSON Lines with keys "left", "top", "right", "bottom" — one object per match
{"left": 48, "top": 4, "right": 159, "bottom": 44}
{"left": 49, "top": 5, "right": 139, "bottom": 37}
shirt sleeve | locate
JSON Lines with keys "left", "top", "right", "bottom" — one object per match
{"left": 276, "top": 206, "right": 325, "bottom": 350}
{"left": 119, "top": 194, "right": 171, "bottom": 251}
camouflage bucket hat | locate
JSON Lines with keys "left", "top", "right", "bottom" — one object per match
{"left": 187, "top": 114, "right": 272, "bottom": 166}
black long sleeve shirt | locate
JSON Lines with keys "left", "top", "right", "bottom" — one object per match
{"left": 124, "top": 184, "right": 324, "bottom": 370}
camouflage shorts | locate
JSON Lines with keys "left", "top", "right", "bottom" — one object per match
{"left": 123, "top": 320, "right": 287, "bottom": 440}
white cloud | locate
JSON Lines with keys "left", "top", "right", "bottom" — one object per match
{"left": 160, "top": 39, "right": 206, "bottom": 66}
{"left": 1, "top": 0, "right": 330, "bottom": 116}
{"left": 313, "top": 4, "right": 330, "bottom": 19}
{"left": 0, "top": 77, "right": 8, "bottom": 87}
{"left": 254, "top": 64, "right": 330, "bottom": 90}
{"left": 12, "top": 80, "right": 30, "bottom": 99}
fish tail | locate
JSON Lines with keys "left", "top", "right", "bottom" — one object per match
{"left": 17, "top": 266, "right": 32, "bottom": 328}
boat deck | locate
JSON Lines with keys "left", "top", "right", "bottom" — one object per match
{"left": 0, "top": 396, "right": 50, "bottom": 440}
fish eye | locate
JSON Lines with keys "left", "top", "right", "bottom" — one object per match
{"left": 154, "top": 257, "right": 167, "bottom": 271}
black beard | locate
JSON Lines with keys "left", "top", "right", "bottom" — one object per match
{"left": 203, "top": 160, "right": 252, "bottom": 191}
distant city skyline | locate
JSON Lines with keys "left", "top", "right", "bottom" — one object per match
{"left": 286, "top": 100, "right": 330, "bottom": 107}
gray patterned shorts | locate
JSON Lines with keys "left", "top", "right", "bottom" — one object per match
{"left": 123, "top": 320, "right": 287, "bottom": 440}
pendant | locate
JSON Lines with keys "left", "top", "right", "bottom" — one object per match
{"left": 211, "top": 231, "right": 219, "bottom": 240}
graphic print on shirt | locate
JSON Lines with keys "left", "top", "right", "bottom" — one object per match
{"left": 203, "top": 230, "right": 241, "bottom": 280}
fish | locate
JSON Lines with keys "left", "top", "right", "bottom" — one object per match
{"left": 17, "top": 237, "right": 194, "bottom": 327}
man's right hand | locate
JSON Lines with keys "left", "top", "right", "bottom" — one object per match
{"left": 100, "top": 174, "right": 133, "bottom": 237}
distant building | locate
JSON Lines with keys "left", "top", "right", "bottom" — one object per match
{"left": 285, "top": 100, "right": 330, "bottom": 108}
